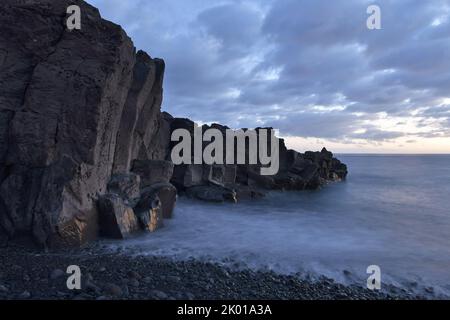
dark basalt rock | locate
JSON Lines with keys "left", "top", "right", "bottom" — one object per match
{"left": 186, "top": 185, "right": 237, "bottom": 203}
{"left": 131, "top": 159, "right": 174, "bottom": 188}
{"left": 168, "top": 118, "right": 348, "bottom": 200}
{"left": 107, "top": 173, "right": 141, "bottom": 204}
{"left": 140, "top": 183, "right": 177, "bottom": 219}
{"left": 134, "top": 193, "right": 164, "bottom": 232}
{"left": 0, "top": 0, "right": 172, "bottom": 247}
{"left": 97, "top": 194, "right": 139, "bottom": 239}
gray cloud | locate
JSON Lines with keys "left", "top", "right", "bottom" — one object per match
{"left": 89, "top": 0, "right": 450, "bottom": 145}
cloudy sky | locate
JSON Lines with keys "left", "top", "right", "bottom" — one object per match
{"left": 89, "top": 0, "right": 450, "bottom": 153}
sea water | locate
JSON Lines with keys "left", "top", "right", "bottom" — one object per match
{"left": 107, "top": 155, "right": 450, "bottom": 297}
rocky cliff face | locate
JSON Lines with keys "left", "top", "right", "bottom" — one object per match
{"left": 0, "top": 0, "right": 347, "bottom": 248}
{"left": 0, "top": 0, "right": 169, "bottom": 247}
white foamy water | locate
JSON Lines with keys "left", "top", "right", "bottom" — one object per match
{"left": 105, "top": 155, "right": 450, "bottom": 297}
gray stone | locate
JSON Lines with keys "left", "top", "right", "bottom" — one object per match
{"left": 0, "top": 0, "right": 348, "bottom": 247}
{"left": 131, "top": 160, "right": 174, "bottom": 188}
{"left": 140, "top": 183, "right": 177, "bottom": 219}
{"left": 18, "top": 291, "right": 31, "bottom": 299}
{"left": 151, "top": 290, "right": 168, "bottom": 299}
{"left": 107, "top": 173, "right": 141, "bottom": 202}
{"left": 50, "top": 269, "right": 65, "bottom": 280}
{"left": 134, "top": 194, "right": 164, "bottom": 232}
{"left": 104, "top": 283, "right": 123, "bottom": 297}
{"left": 171, "top": 164, "right": 204, "bottom": 189}
{"left": 186, "top": 185, "right": 237, "bottom": 203}
{"left": 112, "top": 52, "right": 166, "bottom": 174}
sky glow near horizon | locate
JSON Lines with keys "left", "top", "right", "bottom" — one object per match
{"left": 89, "top": 0, "right": 450, "bottom": 153}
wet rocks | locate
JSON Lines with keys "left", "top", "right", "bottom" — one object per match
{"left": 97, "top": 194, "right": 140, "bottom": 239}
{"left": 134, "top": 194, "right": 164, "bottom": 232}
{"left": 186, "top": 185, "right": 237, "bottom": 203}
{"left": 0, "top": 244, "right": 431, "bottom": 300}
{"left": 140, "top": 183, "right": 177, "bottom": 219}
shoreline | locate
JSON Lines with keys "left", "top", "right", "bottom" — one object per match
{"left": 0, "top": 243, "right": 429, "bottom": 300}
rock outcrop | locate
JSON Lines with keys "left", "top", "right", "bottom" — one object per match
{"left": 167, "top": 118, "right": 347, "bottom": 202}
{"left": 0, "top": 0, "right": 347, "bottom": 248}
{"left": 0, "top": 0, "right": 173, "bottom": 248}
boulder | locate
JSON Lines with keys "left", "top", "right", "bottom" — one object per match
{"left": 234, "top": 185, "right": 265, "bottom": 201}
{"left": 134, "top": 194, "right": 164, "bottom": 232}
{"left": 97, "top": 194, "right": 140, "bottom": 239}
{"left": 140, "top": 183, "right": 177, "bottom": 219}
{"left": 131, "top": 160, "right": 174, "bottom": 188}
{"left": 203, "top": 165, "right": 237, "bottom": 187}
{"left": 107, "top": 173, "right": 141, "bottom": 203}
{"left": 186, "top": 185, "right": 237, "bottom": 203}
{"left": 171, "top": 164, "right": 204, "bottom": 189}
{"left": 330, "top": 158, "right": 348, "bottom": 180}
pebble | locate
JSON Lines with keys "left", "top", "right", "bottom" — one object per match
{"left": 0, "top": 246, "right": 426, "bottom": 300}
{"left": 127, "top": 271, "right": 141, "bottom": 280}
{"left": 85, "top": 281, "right": 101, "bottom": 293}
{"left": 73, "top": 293, "right": 90, "bottom": 300}
{"left": 168, "top": 275, "right": 181, "bottom": 282}
{"left": 18, "top": 291, "right": 31, "bottom": 299}
{"left": 151, "top": 290, "right": 168, "bottom": 299}
{"left": 50, "top": 269, "right": 65, "bottom": 280}
{"left": 425, "top": 287, "right": 434, "bottom": 294}
{"left": 185, "top": 292, "right": 196, "bottom": 300}
{"left": 128, "top": 279, "right": 139, "bottom": 288}
{"left": 143, "top": 277, "right": 152, "bottom": 284}
{"left": 104, "top": 284, "right": 123, "bottom": 297}
{"left": 86, "top": 273, "right": 94, "bottom": 282}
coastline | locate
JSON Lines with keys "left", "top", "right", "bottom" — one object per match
{"left": 0, "top": 243, "right": 427, "bottom": 300}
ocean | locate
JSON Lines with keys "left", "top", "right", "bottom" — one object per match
{"left": 107, "top": 155, "right": 450, "bottom": 297}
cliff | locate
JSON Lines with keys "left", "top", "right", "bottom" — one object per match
{"left": 0, "top": 0, "right": 347, "bottom": 248}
